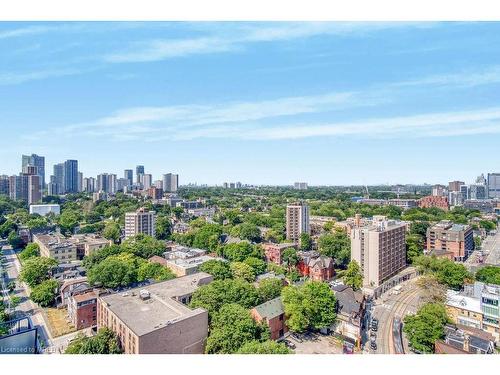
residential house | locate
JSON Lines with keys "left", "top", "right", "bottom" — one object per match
{"left": 251, "top": 297, "right": 288, "bottom": 340}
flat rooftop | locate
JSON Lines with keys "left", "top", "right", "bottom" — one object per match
{"left": 167, "top": 255, "right": 226, "bottom": 269}
{"left": 99, "top": 272, "right": 212, "bottom": 336}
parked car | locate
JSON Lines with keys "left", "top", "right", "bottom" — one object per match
{"left": 284, "top": 340, "right": 296, "bottom": 349}
{"left": 370, "top": 341, "right": 377, "bottom": 351}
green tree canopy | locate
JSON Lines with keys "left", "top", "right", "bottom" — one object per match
{"left": 30, "top": 279, "right": 58, "bottom": 307}
{"left": 87, "top": 253, "right": 143, "bottom": 288}
{"left": 19, "top": 243, "right": 40, "bottom": 262}
{"left": 243, "top": 257, "right": 267, "bottom": 276}
{"left": 199, "top": 259, "right": 233, "bottom": 280}
{"left": 121, "top": 234, "right": 165, "bottom": 259}
{"left": 7, "top": 231, "right": 23, "bottom": 249}
{"left": 282, "top": 248, "right": 299, "bottom": 269}
{"left": 258, "top": 278, "right": 284, "bottom": 302}
{"left": 475, "top": 266, "right": 500, "bottom": 285}
{"left": 342, "top": 260, "right": 363, "bottom": 290}
{"left": 318, "top": 229, "right": 351, "bottom": 267}
{"left": 413, "top": 255, "right": 471, "bottom": 290}
{"left": 406, "top": 234, "right": 424, "bottom": 264}
{"left": 65, "top": 328, "right": 122, "bottom": 354}
{"left": 222, "top": 242, "right": 260, "bottom": 262}
{"left": 238, "top": 223, "right": 262, "bottom": 243}
{"left": 230, "top": 262, "right": 256, "bottom": 282}
{"left": 155, "top": 215, "right": 172, "bottom": 240}
{"left": 299, "top": 233, "right": 312, "bottom": 251}
{"left": 137, "top": 262, "right": 175, "bottom": 282}
{"left": 20, "top": 257, "right": 58, "bottom": 287}
{"left": 102, "top": 222, "right": 121, "bottom": 243}
{"left": 205, "top": 303, "right": 270, "bottom": 354}
{"left": 281, "top": 281, "right": 337, "bottom": 332}
{"left": 403, "top": 302, "right": 449, "bottom": 353}
{"left": 190, "top": 279, "right": 261, "bottom": 317}
{"left": 236, "top": 340, "right": 291, "bottom": 354}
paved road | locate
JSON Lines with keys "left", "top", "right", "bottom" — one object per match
{"left": 483, "top": 230, "right": 500, "bottom": 266}
{"left": 371, "top": 278, "right": 422, "bottom": 354}
{"left": 1, "top": 245, "right": 54, "bottom": 351}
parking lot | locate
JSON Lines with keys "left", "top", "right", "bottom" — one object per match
{"left": 284, "top": 332, "right": 344, "bottom": 354}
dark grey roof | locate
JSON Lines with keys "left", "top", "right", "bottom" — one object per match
{"left": 333, "top": 286, "right": 362, "bottom": 315}
{"left": 253, "top": 297, "right": 284, "bottom": 320}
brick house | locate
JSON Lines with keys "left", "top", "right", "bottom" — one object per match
{"left": 251, "top": 297, "right": 288, "bottom": 340}
{"left": 262, "top": 243, "right": 296, "bottom": 265}
{"left": 297, "top": 251, "right": 334, "bottom": 281}
{"left": 68, "top": 291, "right": 98, "bottom": 330}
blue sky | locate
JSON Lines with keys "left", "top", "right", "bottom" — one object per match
{"left": 1, "top": 21, "right": 500, "bottom": 185}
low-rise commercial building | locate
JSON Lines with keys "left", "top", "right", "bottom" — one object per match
{"left": 97, "top": 273, "right": 213, "bottom": 354}
{"left": 445, "top": 282, "right": 500, "bottom": 342}
{"left": 426, "top": 221, "right": 474, "bottom": 261}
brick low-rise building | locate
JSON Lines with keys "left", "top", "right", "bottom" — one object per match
{"left": 68, "top": 291, "right": 98, "bottom": 330}
{"left": 262, "top": 242, "right": 296, "bottom": 265}
{"left": 251, "top": 297, "right": 287, "bottom": 340}
{"left": 418, "top": 195, "right": 449, "bottom": 211}
{"left": 426, "top": 221, "right": 474, "bottom": 261}
{"left": 97, "top": 272, "right": 213, "bottom": 354}
{"left": 296, "top": 251, "right": 334, "bottom": 281}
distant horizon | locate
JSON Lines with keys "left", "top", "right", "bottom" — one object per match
{"left": 2, "top": 22, "right": 500, "bottom": 185}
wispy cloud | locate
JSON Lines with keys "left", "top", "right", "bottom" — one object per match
{"left": 0, "top": 25, "right": 51, "bottom": 40}
{"left": 103, "top": 22, "right": 432, "bottom": 63}
{"left": 394, "top": 65, "right": 500, "bottom": 88}
{"left": 0, "top": 67, "right": 87, "bottom": 85}
{"left": 25, "top": 84, "right": 500, "bottom": 144}
{"left": 50, "top": 89, "right": 386, "bottom": 138}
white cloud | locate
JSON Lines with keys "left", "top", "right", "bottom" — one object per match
{"left": 0, "top": 67, "right": 85, "bottom": 85}
{"left": 0, "top": 25, "right": 51, "bottom": 40}
{"left": 102, "top": 22, "right": 431, "bottom": 63}
{"left": 394, "top": 65, "right": 500, "bottom": 88}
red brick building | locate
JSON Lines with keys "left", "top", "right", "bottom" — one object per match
{"left": 262, "top": 243, "right": 296, "bottom": 265}
{"left": 68, "top": 291, "right": 97, "bottom": 330}
{"left": 297, "top": 251, "right": 334, "bottom": 281}
{"left": 251, "top": 297, "right": 287, "bottom": 340}
{"left": 418, "top": 195, "right": 449, "bottom": 211}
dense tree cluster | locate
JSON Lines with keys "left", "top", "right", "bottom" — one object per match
{"left": 475, "top": 266, "right": 500, "bottom": 285}
{"left": 65, "top": 328, "right": 122, "bottom": 354}
{"left": 403, "top": 302, "right": 450, "bottom": 353}
{"left": 281, "top": 281, "right": 337, "bottom": 332}
{"left": 413, "top": 256, "right": 472, "bottom": 290}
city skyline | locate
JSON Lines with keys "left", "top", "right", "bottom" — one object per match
{"left": 1, "top": 22, "right": 500, "bottom": 184}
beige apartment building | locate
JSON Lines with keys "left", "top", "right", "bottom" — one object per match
{"left": 97, "top": 272, "right": 213, "bottom": 354}
{"left": 124, "top": 208, "right": 156, "bottom": 239}
{"left": 286, "top": 202, "right": 310, "bottom": 241}
{"left": 33, "top": 233, "right": 78, "bottom": 263}
{"left": 350, "top": 217, "right": 406, "bottom": 287}
{"left": 70, "top": 234, "right": 113, "bottom": 259}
